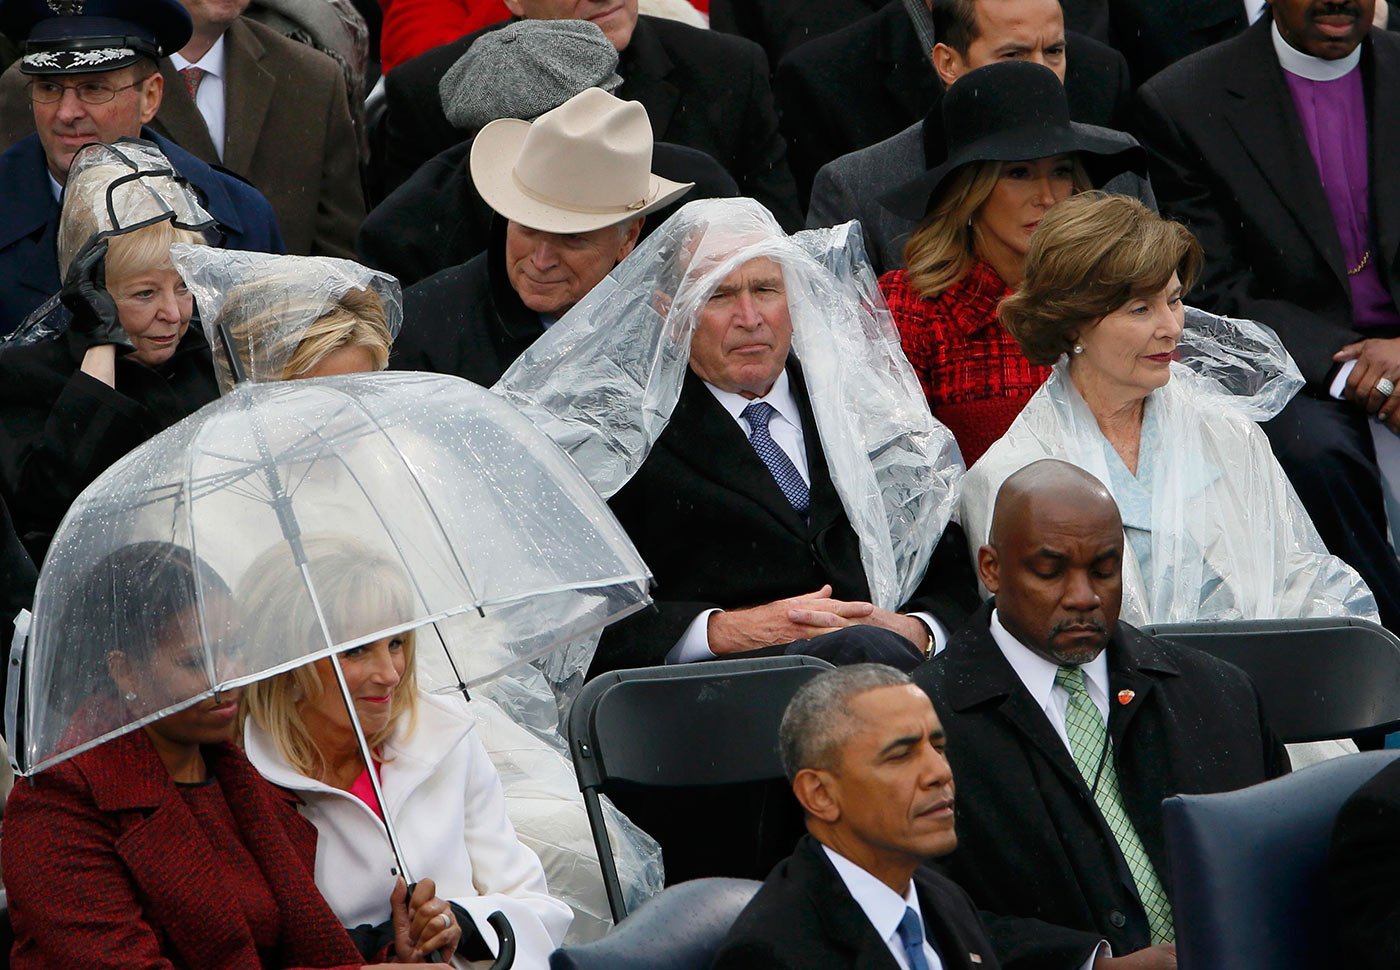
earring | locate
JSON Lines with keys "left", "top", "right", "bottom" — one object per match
{"left": 124, "top": 691, "right": 137, "bottom": 701}
{"left": 1072, "top": 344, "right": 1084, "bottom": 355}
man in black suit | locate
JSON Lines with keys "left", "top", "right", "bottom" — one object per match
{"left": 713, "top": 664, "right": 999, "bottom": 969}
{"left": 774, "top": 0, "right": 1131, "bottom": 207}
{"left": 369, "top": 1, "right": 802, "bottom": 228}
{"left": 1329, "top": 756, "right": 1400, "bottom": 968}
{"left": 593, "top": 224, "right": 979, "bottom": 677}
{"left": 915, "top": 459, "right": 1288, "bottom": 970}
{"left": 1136, "top": 0, "right": 1400, "bottom": 634}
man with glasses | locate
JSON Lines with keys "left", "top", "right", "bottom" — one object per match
{"left": 0, "top": 0, "right": 284, "bottom": 336}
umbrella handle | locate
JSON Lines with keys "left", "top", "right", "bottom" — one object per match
{"left": 487, "top": 911, "right": 515, "bottom": 970}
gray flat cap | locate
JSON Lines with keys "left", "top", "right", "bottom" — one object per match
{"left": 439, "top": 19, "right": 624, "bottom": 133}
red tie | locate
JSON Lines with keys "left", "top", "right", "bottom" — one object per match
{"left": 179, "top": 66, "right": 206, "bottom": 101}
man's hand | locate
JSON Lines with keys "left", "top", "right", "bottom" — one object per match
{"left": 709, "top": 585, "right": 874, "bottom": 654}
{"left": 1095, "top": 944, "right": 1177, "bottom": 969}
{"left": 1334, "top": 337, "right": 1400, "bottom": 429}
{"left": 861, "top": 607, "right": 931, "bottom": 651}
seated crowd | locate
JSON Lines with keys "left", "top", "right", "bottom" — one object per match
{"left": 0, "top": 0, "right": 1397, "bottom": 967}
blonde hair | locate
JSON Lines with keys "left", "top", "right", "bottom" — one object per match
{"left": 998, "top": 192, "right": 1205, "bottom": 365}
{"left": 902, "top": 157, "right": 1092, "bottom": 299}
{"left": 280, "top": 287, "right": 392, "bottom": 378}
{"left": 239, "top": 537, "right": 420, "bottom": 780}
{"left": 57, "top": 162, "right": 205, "bottom": 280}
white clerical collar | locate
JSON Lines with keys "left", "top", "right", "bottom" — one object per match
{"left": 171, "top": 34, "right": 227, "bottom": 78}
{"left": 1272, "top": 19, "right": 1362, "bottom": 81}
{"left": 821, "top": 844, "right": 923, "bottom": 951}
{"left": 704, "top": 368, "right": 801, "bottom": 430}
{"left": 989, "top": 608, "right": 1111, "bottom": 717}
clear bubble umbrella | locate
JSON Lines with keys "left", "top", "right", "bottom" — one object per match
{"left": 6, "top": 372, "right": 653, "bottom": 882}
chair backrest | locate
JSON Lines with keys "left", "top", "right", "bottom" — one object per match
{"left": 1163, "top": 749, "right": 1400, "bottom": 970}
{"left": 548, "top": 877, "right": 762, "bottom": 970}
{"left": 567, "top": 656, "right": 832, "bottom": 921}
{"left": 1140, "top": 617, "right": 1400, "bottom": 743}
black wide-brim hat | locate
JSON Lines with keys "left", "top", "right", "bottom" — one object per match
{"left": 880, "top": 60, "right": 1146, "bottom": 223}
{"left": 1, "top": 0, "right": 193, "bottom": 75}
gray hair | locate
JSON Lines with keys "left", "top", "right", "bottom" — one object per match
{"left": 779, "top": 664, "right": 914, "bottom": 782}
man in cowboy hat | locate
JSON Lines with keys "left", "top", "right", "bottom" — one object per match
{"left": 392, "top": 87, "right": 692, "bottom": 387}
{"left": 0, "top": 0, "right": 284, "bottom": 336}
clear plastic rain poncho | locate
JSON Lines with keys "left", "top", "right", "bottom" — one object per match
{"left": 495, "top": 198, "right": 964, "bottom": 609}
{"left": 169, "top": 245, "right": 403, "bottom": 392}
{"left": 9, "top": 374, "right": 652, "bottom": 775}
{"left": 2, "top": 139, "right": 215, "bottom": 350}
{"left": 962, "top": 307, "right": 1380, "bottom": 626}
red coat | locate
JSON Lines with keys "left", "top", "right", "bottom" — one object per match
{"left": 880, "top": 261, "right": 1052, "bottom": 465}
{"left": 379, "top": 0, "right": 511, "bottom": 72}
{"left": 2, "top": 730, "right": 367, "bottom": 969}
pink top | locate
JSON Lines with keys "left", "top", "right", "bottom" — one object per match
{"left": 348, "top": 759, "right": 385, "bottom": 821}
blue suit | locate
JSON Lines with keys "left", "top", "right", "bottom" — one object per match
{"left": 0, "top": 128, "right": 285, "bottom": 335}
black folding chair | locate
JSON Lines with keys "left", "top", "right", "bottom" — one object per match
{"left": 548, "top": 877, "right": 761, "bottom": 970}
{"left": 567, "top": 656, "right": 833, "bottom": 922}
{"left": 1140, "top": 617, "right": 1400, "bottom": 744}
{"left": 1162, "top": 750, "right": 1400, "bottom": 970}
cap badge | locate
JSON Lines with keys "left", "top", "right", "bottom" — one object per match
{"left": 46, "top": 0, "right": 87, "bottom": 14}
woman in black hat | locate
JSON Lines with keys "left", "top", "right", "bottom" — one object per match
{"left": 877, "top": 60, "right": 1145, "bottom": 466}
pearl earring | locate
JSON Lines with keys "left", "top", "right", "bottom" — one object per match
{"left": 124, "top": 691, "right": 137, "bottom": 701}
{"left": 1072, "top": 344, "right": 1084, "bottom": 355}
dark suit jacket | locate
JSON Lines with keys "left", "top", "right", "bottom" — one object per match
{"left": 149, "top": 17, "right": 365, "bottom": 259}
{"left": 2, "top": 730, "right": 365, "bottom": 968}
{"left": 372, "top": 15, "right": 802, "bottom": 228}
{"left": 712, "top": 834, "right": 1000, "bottom": 970}
{"left": 774, "top": 1, "right": 1132, "bottom": 205}
{"left": 594, "top": 364, "right": 980, "bottom": 677}
{"left": 1136, "top": 19, "right": 1400, "bottom": 390}
{"left": 914, "top": 602, "right": 1289, "bottom": 970}
{"left": 0, "top": 128, "right": 285, "bottom": 336}
{"left": 1329, "top": 757, "right": 1400, "bottom": 969}
{"left": 0, "top": 493, "right": 34, "bottom": 695}
{"left": 1108, "top": 0, "right": 1247, "bottom": 86}
{"left": 359, "top": 139, "right": 737, "bottom": 288}
{"left": 708, "top": 0, "right": 886, "bottom": 73}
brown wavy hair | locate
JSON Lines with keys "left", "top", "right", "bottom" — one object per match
{"left": 998, "top": 192, "right": 1204, "bottom": 365}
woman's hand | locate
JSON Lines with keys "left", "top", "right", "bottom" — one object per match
{"left": 389, "top": 876, "right": 462, "bottom": 963}
{"left": 60, "top": 236, "right": 134, "bottom": 355}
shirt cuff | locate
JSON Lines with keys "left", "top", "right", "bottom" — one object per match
{"left": 909, "top": 612, "right": 949, "bottom": 656}
{"left": 666, "top": 609, "right": 721, "bottom": 664}
{"left": 1080, "top": 941, "right": 1111, "bottom": 970}
{"left": 1330, "top": 359, "right": 1356, "bottom": 399}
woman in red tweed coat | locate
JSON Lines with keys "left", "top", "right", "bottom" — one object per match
{"left": 876, "top": 62, "right": 1145, "bottom": 465}
{"left": 0, "top": 543, "right": 437, "bottom": 969}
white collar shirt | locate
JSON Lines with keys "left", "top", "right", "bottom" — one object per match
{"left": 704, "top": 368, "right": 810, "bottom": 484}
{"left": 1271, "top": 18, "right": 1364, "bottom": 79}
{"left": 821, "top": 845, "right": 945, "bottom": 970}
{"left": 1244, "top": 0, "right": 1269, "bottom": 23}
{"left": 989, "top": 608, "right": 1111, "bottom": 752}
{"left": 171, "top": 35, "right": 228, "bottom": 160}
{"left": 48, "top": 170, "right": 63, "bottom": 203}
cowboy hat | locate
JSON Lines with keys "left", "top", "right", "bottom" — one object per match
{"left": 470, "top": 87, "right": 694, "bottom": 235}
{"left": 880, "top": 61, "right": 1145, "bottom": 222}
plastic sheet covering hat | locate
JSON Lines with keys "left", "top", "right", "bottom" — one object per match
{"left": 963, "top": 307, "right": 1380, "bottom": 626}
{"left": 6, "top": 373, "right": 652, "bottom": 776}
{"left": 495, "top": 197, "right": 965, "bottom": 610}
{"left": 170, "top": 245, "right": 403, "bottom": 392}
{"left": 1, "top": 138, "right": 215, "bottom": 351}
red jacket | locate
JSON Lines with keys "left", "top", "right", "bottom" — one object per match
{"left": 881, "top": 261, "right": 1052, "bottom": 465}
{"left": 379, "top": 0, "right": 511, "bottom": 72}
{"left": 2, "top": 730, "right": 367, "bottom": 969}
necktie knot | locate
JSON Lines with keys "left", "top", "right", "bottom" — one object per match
{"left": 1054, "top": 664, "right": 1090, "bottom": 698}
{"left": 896, "top": 907, "right": 931, "bottom": 970}
{"left": 179, "top": 66, "right": 206, "bottom": 101}
{"left": 741, "top": 400, "right": 776, "bottom": 432}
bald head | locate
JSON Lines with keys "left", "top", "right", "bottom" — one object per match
{"left": 980, "top": 459, "right": 1125, "bottom": 665}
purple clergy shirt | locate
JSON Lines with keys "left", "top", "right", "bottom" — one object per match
{"left": 1284, "top": 68, "right": 1400, "bottom": 329}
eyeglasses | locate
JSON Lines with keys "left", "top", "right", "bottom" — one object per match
{"left": 27, "top": 77, "right": 148, "bottom": 105}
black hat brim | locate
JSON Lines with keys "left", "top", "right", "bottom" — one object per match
{"left": 879, "top": 121, "right": 1146, "bottom": 224}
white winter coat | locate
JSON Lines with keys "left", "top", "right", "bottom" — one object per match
{"left": 245, "top": 691, "right": 573, "bottom": 968}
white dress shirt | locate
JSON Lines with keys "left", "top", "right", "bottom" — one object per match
{"left": 1244, "top": 0, "right": 1269, "bottom": 23}
{"left": 665, "top": 373, "right": 945, "bottom": 663}
{"left": 822, "top": 845, "right": 945, "bottom": 970}
{"left": 171, "top": 36, "right": 228, "bottom": 161}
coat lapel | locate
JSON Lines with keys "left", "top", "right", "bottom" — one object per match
{"left": 619, "top": 18, "right": 680, "bottom": 142}
{"left": 793, "top": 838, "right": 903, "bottom": 969}
{"left": 221, "top": 19, "right": 276, "bottom": 177}
{"left": 1368, "top": 37, "right": 1400, "bottom": 275}
{"left": 154, "top": 60, "right": 220, "bottom": 161}
{"left": 1221, "top": 20, "right": 1348, "bottom": 286}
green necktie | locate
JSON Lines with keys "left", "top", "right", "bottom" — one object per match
{"left": 1054, "top": 665, "right": 1174, "bottom": 945}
